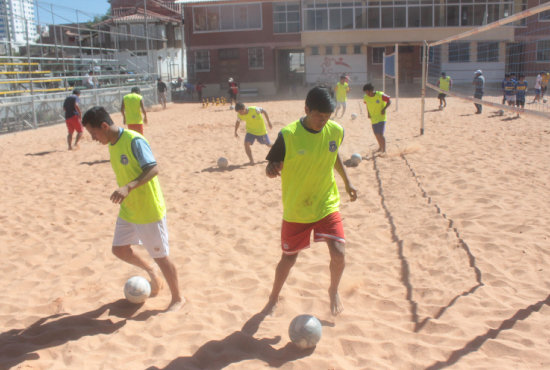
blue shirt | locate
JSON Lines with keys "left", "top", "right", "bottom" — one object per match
{"left": 63, "top": 94, "right": 80, "bottom": 119}
{"left": 502, "top": 80, "right": 516, "bottom": 96}
{"left": 474, "top": 76, "right": 485, "bottom": 93}
{"left": 516, "top": 81, "right": 528, "bottom": 99}
{"left": 116, "top": 128, "right": 156, "bottom": 169}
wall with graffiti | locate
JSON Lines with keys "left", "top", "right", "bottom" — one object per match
{"left": 305, "top": 55, "right": 368, "bottom": 85}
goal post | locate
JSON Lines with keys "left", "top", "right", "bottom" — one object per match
{"left": 420, "top": 2, "right": 550, "bottom": 135}
{"left": 383, "top": 44, "right": 399, "bottom": 111}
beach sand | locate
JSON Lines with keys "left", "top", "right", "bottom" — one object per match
{"left": 1, "top": 96, "right": 550, "bottom": 369}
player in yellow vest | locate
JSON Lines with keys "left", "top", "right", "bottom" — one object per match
{"left": 264, "top": 86, "right": 357, "bottom": 316}
{"left": 334, "top": 75, "right": 350, "bottom": 118}
{"left": 363, "top": 83, "right": 391, "bottom": 154}
{"left": 436, "top": 71, "right": 452, "bottom": 109}
{"left": 234, "top": 102, "right": 273, "bottom": 164}
{"left": 121, "top": 87, "right": 148, "bottom": 135}
{"left": 81, "top": 106, "right": 184, "bottom": 312}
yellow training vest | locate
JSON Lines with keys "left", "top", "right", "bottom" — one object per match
{"left": 238, "top": 106, "right": 267, "bottom": 136}
{"left": 363, "top": 91, "right": 388, "bottom": 124}
{"left": 123, "top": 93, "right": 143, "bottom": 124}
{"left": 280, "top": 119, "right": 343, "bottom": 223}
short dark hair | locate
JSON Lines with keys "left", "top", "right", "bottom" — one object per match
{"left": 131, "top": 87, "right": 140, "bottom": 94}
{"left": 305, "top": 86, "right": 335, "bottom": 113}
{"left": 82, "top": 106, "right": 114, "bottom": 128}
{"left": 363, "top": 83, "right": 375, "bottom": 92}
{"left": 505, "top": 73, "right": 510, "bottom": 78}
{"left": 235, "top": 102, "right": 245, "bottom": 111}
{"left": 72, "top": 89, "right": 81, "bottom": 95}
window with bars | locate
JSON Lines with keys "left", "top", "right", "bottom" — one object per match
{"left": 195, "top": 50, "right": 210, "bottom": 71}
{"left": 273, "top": 2, "right": 300, "bottom": 33}
{"left": 449, "top": 42, "right": 470, "bottom": 62}
{"left": 477, "top": 42, "right": 499, "bottom": 62}
{"left": 248, "top": 47, "right": 264, "bottom": 69}
{"left": 537, "top": 40, "right": 550, "bottom": 61}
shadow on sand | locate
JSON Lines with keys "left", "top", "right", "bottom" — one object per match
{"left": 149, "top": 310, "right": 315, "bottom": 370}
{"left": 0, "top": 299, "right": 163, "bottom": 369}
{"left": 79, "top": 159, "right": 110, "bottom": 166}
{"left": 200, "top": 160, "right": 267, "bottom": 173}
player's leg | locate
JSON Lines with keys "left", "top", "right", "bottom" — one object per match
{"left": 264, "top": 252, "right": 298, "bottom": 313}
{"left": 340, "top": 102, "right": 347, "bottom": 118}
{"left": 372, "top": 122, "right": 386, "bottom": 153}
{"left": 327, "top": 239, "right": 345, "bottom": 315}
{"left": 154, "top": 256, "right": 184, "bottom": 311}
{"left": 244, "top": 134, "right": 255, "bottom": 164}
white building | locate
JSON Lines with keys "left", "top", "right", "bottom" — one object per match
{"left": 0, "top": 0, "right": 38, "bottom": 46}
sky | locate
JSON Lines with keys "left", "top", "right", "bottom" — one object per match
{"left": 36, "top": 0, "right": 111, "bottom": 24}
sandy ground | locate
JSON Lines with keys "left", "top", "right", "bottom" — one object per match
{"left": 1, "top": 94, "right": 550, "bottom": 369}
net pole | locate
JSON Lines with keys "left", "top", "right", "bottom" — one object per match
{"left": 394, "top": 43, "right": 398, "bottom": 112}
{"left": 420, "top": 41, "right": 427, "bottom": 136}
{"left": 382, "top": 50, "right": 386, "bottom": 92}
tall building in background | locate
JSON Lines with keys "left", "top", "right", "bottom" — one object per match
{"left": 0, "top": 0, "right": 38, "bottom": 46}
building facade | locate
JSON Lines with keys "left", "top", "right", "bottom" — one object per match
{"left": 181, "top": 0, "right": 545, "bottom": 95}
{"left": 0, "top": 0, "right": 38, "bottom": 46}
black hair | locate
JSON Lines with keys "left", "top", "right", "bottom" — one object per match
{"left": 305, "top": 86, "right": 335, "bottom": 113}
{"left": 519, "top": 74, "right": 525, "bottom": 78}
{"left": 363, "top": 83, "right": 374, "bottom": 92}
{"left": 72, "top": 89, "right": 81, "bottom": 95}
{"left": 235, "top": 102, "right": 245, "bottom": 111}
{"left": 505, "top": 73, "right": 510, "bottom": 77}
{"left": 82, "top": 106, "right": 114, "bottom": 128}
{"left": 131, "top": 87, "right": 140, "bottom": 94}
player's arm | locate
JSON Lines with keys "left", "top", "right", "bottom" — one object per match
{"left": 234, "top": 119, "right": 241, "bottom": 137}
{"left": 111, "top": 164, "right": 159, "bottom": 204}
{"left": 262, "top": 109, "right": 273, "bottom": 129}
{"left": 266, "top": 132, "right": 284, "bottom": 178}
{"left": 381, "top": 95, "right": 391, "bottom": 115}
{"left": 121, "top": 100, "right": 126, "bottom": 125}
{"left": 75, "top": 102, "right": 82, "bottom": 117}
{"left": 140, "top": 100, "right": 148, "bottom": 124}
{"left": 334, "top": 153, "right": 357, "bottom": 201}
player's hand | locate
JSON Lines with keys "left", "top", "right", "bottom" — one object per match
{"left": 144, "top": 117, "right": 148, "bottom": 124}
{"left": 266, "top": 161, "right": 283, "bottom": 178}
{"left": 234, "top": 132, "right": 238, "bottom": 138}
{"left": 110, "top": 186, "right": 130, "bottom": 204}
{"left": 381, "top": 109, "right": 386, "bottom": 115}
{"left": 346, "top": 184, "right": 358, "bottom": 202}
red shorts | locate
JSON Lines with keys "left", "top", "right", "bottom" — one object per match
{"left": 281, "top": 212, "right": 345, "bottom": 255}
{"left": 128, "top": 124, "right": 144, "bottom": 134}
{"left": 65, "top": 115, "right": 83, "bottom": 134}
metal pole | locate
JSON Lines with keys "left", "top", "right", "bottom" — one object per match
{"left": 395, "top": 43, "right": 398, "bottom": 112}
{"left": 51, "top": 4, "right": 58, "bottom": 61}
{"left": 382, "top": 50, "right": 385, "bottom": 92}
{"left": 420, "top": 41, "right": 427, "bottom": 136}
{"left": 144, "top": 0, "right": 151, "bottom": 74}
{"left": 35, "top": 0, "right": 43, "bottom": 58}
{"left": 76, "top": 10, "right": 83, "bottom": 60}
{"left": 26, "top": 18, "right": 37, "bottom": 128}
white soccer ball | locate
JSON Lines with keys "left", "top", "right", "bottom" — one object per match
{"left": 124, "top": 276, "right": 151, "bottom": 304}
{"left": 350, "top": 153, "right": 362, "bottom": 166}
{"left": 217, "top": 157, "right": 229, "bottom": 169}
{"left": 351, "top": 113, "right": 358, "bottom": 120}
{"left": 289, "top": 314, "right": 322, "bottom": 349}
{"left": 544, "top": 98, "right": 548, "bottom": 104}
{"left": 497, "top": 109, "right": 504, "bottom": 116}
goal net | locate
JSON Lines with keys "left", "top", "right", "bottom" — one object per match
{"left": 420, "top": 2, "right": 550, "bottom": 134}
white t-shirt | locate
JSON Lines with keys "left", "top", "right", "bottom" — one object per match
{"left": 535, "top": 74, "right": 542, "bottom": 89}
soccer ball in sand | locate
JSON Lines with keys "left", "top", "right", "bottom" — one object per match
{"left": 350, "top": 153, "right": 362, "bottom": 166}
{"left": 351, "top": 113, "right": 358, "bottom": 120}
{"left": 124, "top": 276, "right": 151, "bottom": 304}
{"left": 497, "top": 109, "right": 504, "bottom": 116}
{"left": 544, "top": 98, "right": 548, "bottom": 104}
{"left": 289, "top": 314, "right": 322, "bottom": 349}
{"left": 217, "top": 157, "right": 229, "bottom": 169}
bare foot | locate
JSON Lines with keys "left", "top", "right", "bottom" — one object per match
{"left": 166, "top": 297, "right": 186, "bottom": 312}
{"left": 147, "top": 267, "right": 163, "bottom": 297}
{"left": 329, "top": 291, "right": 344, "bottom": 316}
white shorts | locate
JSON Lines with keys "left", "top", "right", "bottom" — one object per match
{"left": 505, "top": 95, "right": 516, "bottom": 103}
{"left": 113, "top": 216, "right": 169, "bottom": 258}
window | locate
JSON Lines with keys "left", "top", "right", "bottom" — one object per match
{"left": 354, "top": 44, "right": 361, "bottom": 54}
{"left": 311, "top": 46, "right": 319, "bottom": 55}
{"left": 219, "top": 48, "right": 239, "bottom": 60}
{"left": 340, "top": 45, "right": 347, "bottom": 55}
{"left": 326, "top": 46, "right": 332, "bottom": 55}
{"left": 195, "top": 50, "right": 210, "bottom": 71}
{"left": 537, "top": 40, "right": 550, "bottom": 61}
{"left": 273, "top": 2, "right": 300, "bottom": 33}
{"left": 372, "top": 47, "right": 384, "bottom": 64}
{"left": 540, "top": 0, "right": 550, "bottom": 21}
{"left": 130, "top": 24, "right": 144, "bottom": 37}
{"left": 448, "top": 42, "right": 470, "bottom": 62}
{"left": 248, "top": 47, "right": 264, "bottom": 69}
{"left": 193, "top": 3, "right": 262, "bottom": 32}
{"left": 477, "top": 42, "right": 499, "bottom": 62}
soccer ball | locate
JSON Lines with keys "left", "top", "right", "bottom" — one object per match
{"left": 544, "top": 98, "right": 548, "bottom": 103}
{"left": 289, "top": 314, "right": 322, "bottom": 349}
{"left": 350, "top": 153, "right": 362, "bottom": 166}
{"left": 217, "top": 157, "right": 229, "bottom": 169}
{"left": 351, "top": 113, "right": 358, "bottom": 120}
{"left": 497, "top": 109, "right": 504, "bottom": 116}
{"left": 124, "top": 276, "right": 151, "bottom": 304}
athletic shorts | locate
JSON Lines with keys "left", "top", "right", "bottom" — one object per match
{"left": 128, "top": 124, "right": 144, "bottom": 135}
{"left": 113, "top": 216, "right": 169, "bottom": 258}
{"left": 438, "top": 93, "right": 446, "bottom": 99}
{"left": 516, "top": 98, "right": 525, "bottom": 106}
{"left": 505, "top": 95, "right": 516, "bottom": 103}
{"left": 336, "top": 101, "right": 347, "bottom": 108}
{"left": 372, "top": 121, "right": 386, "bottom": 135}
{"left": 65, "top": 115, "right": 83, "bottom": 134}
{"left": 245, "top": 133, "right": 271, "bottom": 145}
{"left": 281, "top": 212, "right": 345, "bottom": 255}
{"left": 535, "top": 88, "right": 541, "bottom": 95}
